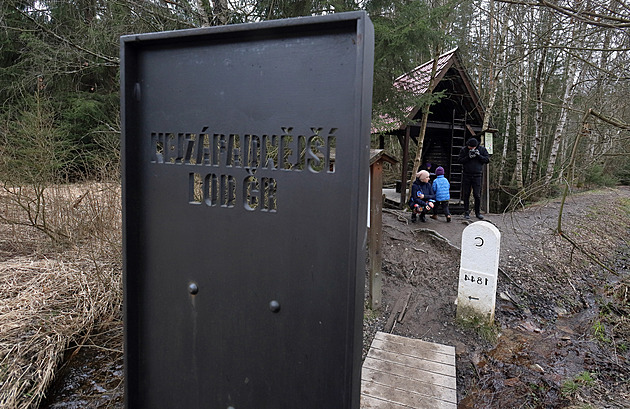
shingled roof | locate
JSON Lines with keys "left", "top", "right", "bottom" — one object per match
{"left": 373, "top": 47, "right": 485, "bottom": 133}
{"left": 394, "top": 47, "right": 459, "bottom": 95}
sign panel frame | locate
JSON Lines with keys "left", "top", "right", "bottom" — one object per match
{"left": 121, "top": 11, "right": 374, "bottom": 409}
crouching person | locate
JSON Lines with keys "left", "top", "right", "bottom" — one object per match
{"left": 408, "top": 170, "right": 436, "bottom": 223}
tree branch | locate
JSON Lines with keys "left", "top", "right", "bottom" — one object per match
{"left": 496, "top": 0, "right": 630, "bottom": 28}
{"left": 15, "top": 7, "right": 120, "bottom": 65}
{"left": 589, "top": 110, "right": 630, "bottom": 130}
{"left": 558, "top": 231, "right": 619, "bottom": 276}
{"left": 555, "top": 107, "right": 624, "bottom": 277}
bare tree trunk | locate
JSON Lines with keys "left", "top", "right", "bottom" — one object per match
{"left": 509, "top": 13, "right": 529, "bottom": 189}
{"left": 406, "top": 45, "right": 442, "bottom": 198}
{"left": 498, "top": 94, "right": 513, "bottom": 185}
{"left": 212, "top": 0, "right": 229, "bottom": 25}
{"left": 481, "top": 0, "right": 497, "bottom": 133}
{"left": 513, "top": 74, "right": 524, "bottom": 188}
{"left": 587, "top": 5, "right": 615, "bottom": 161}
{"left": 528, "top": 7, "right": 553, "bottom": 184}
{"left": 529, "top": 46, "right": 547, "bottom": 184}
{"left": 522, "top": 29, "right": 534, "bottom": 184}
{"left": 545, "top": 58, "right": 580, "bottom": 183}
{"left": 196, "top": 0, "right": 210, "bottom": 26}
{"left": 496, "top": 5, "right": 511, "bottom": 185}
{"left": 482, "top": 78, "right": 498, "bottom": 133}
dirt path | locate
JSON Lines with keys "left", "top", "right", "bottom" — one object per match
{"left": 366, "top": 186, "right": 630, "bottom": 408}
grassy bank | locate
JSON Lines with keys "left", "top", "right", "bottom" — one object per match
{"left": 0, "top": 182, "right": 122, "bottom": 409}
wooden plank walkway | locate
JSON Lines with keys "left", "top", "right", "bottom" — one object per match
{"left": 360, "top": 332, "right": 457, "bottom": 409}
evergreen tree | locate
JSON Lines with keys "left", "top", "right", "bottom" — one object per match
{"left": 2, "top": 0, "right": 629, "bottom": 187}
{"left": 366, "top": 0, "right": 458, "bottom": 123}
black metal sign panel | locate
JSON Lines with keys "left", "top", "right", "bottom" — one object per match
{"left": 121, "top": 12, "right": 373, "bottom": 409}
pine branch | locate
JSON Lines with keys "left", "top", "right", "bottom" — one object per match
{"left": 14, "top": 7, "right": 120, "bottom": 65}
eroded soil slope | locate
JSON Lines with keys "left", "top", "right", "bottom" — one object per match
{"left": 365, "top": 187, "right": 630, "bottom": 408}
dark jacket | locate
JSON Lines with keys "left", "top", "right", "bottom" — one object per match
{"left": 408, "top": 179, "right": 436, "bottom": 208}
{"left": 458, "top": 145, "right": 490, "bottom": 175}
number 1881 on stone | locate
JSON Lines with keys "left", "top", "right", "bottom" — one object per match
{"left": 464, "top": 274, "right": 489, "bottom": 286}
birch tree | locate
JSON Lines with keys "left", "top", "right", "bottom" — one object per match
{"left": 528, "top": 8, "right": 554, "bottom": 184}
{"left": 498, "top": 92, "right": 513, "bottom": 185}
{"left": 513, "top": 72, "right": 524, "bottom": 188}
{"left": 480, "top": 0, "right": 509, "bottom": 133}
{"left": 479, "top": 0, "right": 630, "bottom": 190}
{"left": 510, "top": 11, "right": 527, "bottom": 189}
{"left": 544, "top": 17, "right": 583, "bottom": 184}
{"left": 530, "top": 46, "right": 546, "bottom": 184}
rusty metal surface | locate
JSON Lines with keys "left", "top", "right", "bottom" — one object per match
{"left": 121, "top": 11, "right": 373, "bottom": 409}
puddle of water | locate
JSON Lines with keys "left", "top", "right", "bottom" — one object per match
{"left": 459, "top": 326, "right": 582, "bottom": 408}
{"left": 462, "top": 288, "right": 629, "bottom": 409}
{"left": 40, "top": 330, "right": 124, "bottom": 409}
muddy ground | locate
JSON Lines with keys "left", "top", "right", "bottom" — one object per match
{"left": 42, "top": 187, "right": 630, "bottom": 408}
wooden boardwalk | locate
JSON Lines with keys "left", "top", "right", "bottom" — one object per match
{"left": 360, "top": 332, "right": 457, "bottom": 409}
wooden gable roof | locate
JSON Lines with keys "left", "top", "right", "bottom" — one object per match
{"left": 374, "top": 47, "right": 486, "bottom": 133}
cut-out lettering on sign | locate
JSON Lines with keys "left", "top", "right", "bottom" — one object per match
{"left": 151, "top": 127, "right": 337, "bottom": 212}
{"left": 121, "top": 11, "right": 375, "bottom": 409}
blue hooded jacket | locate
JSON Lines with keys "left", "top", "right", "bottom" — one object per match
{"left": 432, "top": 175, "right": 450, "bottom": 202}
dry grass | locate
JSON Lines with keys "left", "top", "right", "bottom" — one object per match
{"left": 0, "top": 182, "right": 122, "bottom": 409}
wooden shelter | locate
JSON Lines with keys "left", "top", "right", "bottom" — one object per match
{"left": 375, "top": 47, "right": 496, "bottom": 212}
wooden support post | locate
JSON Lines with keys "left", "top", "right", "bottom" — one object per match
{"left": 369, "top": 160, "right": 383, "bottom": 310}
{"left": 400, "top": 126, "right": 410, "bottom": 208}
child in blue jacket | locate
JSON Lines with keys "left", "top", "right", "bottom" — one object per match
{"left": 408, "top": 170, "right": 435, "bottom": 223}
{"left": 431, "top": 166, "right": 451, "bottom": 222}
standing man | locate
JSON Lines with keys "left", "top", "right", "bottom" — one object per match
{"left": 458, "top": 137, "right": 490, "bottom": 220}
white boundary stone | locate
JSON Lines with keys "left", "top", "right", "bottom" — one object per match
{"left": 456, "top": 221, "right": 501, "bottom": 322}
